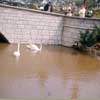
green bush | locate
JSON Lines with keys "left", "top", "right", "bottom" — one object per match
{"left": 79, "top": 29, "right": 97, "bottom": 48}
{"left": 94, "top": 26, "right": 100, "bottom": 42}
{"left": 73, "top": 26, "right": 100, "bottom": 51}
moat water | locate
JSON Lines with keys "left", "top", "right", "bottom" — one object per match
{"left": 0, "top": 43, "right": 100, "bottom": 99}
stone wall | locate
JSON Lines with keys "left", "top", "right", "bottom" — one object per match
{"left": 0, "top": 4, "right": 100, "bottom": 46}
{"left": 0, "top": 4, "right": 63, "bottom": 44}
{"left": 62, "top": 17, "right": 100, "bottom": 47}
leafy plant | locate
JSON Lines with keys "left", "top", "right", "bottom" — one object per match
{"left": 79, "top": 29, "right": 97, "bottom": 48}
{"left": 93, "top": 26, "right": 100, "bottom": 42}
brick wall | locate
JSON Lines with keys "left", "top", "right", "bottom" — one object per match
{"left": 62, "top": 17, "right": 100, "bottom": 46}
{"left": 0, "top": 4, "right": 100, "bottom": 46}
{"left": 0, "top": 4, "right": 63, "bottom": 44}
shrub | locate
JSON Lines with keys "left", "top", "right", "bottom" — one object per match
{"left": 79, "top": 29, "right": 97, "bottom": 48}
{"left": 73, "top": 26, "right": 100, "bottom": 51}
{"left": 94, "top": 26, "right": 100, "bottom": 42}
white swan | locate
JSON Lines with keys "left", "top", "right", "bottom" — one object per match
{"left": 13, "top": 43, "right": 20, "bottom": 57}
{"left": 26, "top": 43, "right": 42, "bottom": 52}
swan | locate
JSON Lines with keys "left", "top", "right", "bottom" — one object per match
{"left": 13, "top": 43, "right": 20, "bottom": 57}
{"left": 26, "top": 43, "right": 42, "bottom": 52}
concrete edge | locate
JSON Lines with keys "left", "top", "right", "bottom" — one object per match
{"left": 0, "top": 4, "right": 100, "bottom": 20}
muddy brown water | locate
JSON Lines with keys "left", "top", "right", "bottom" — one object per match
{"left": 0, "top": 43, "right": 100, "bottom": 99}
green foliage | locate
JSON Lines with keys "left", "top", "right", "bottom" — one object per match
{"left": 79, "top": 29, "right": 97, "bottom": 47}
{"left": 78, "top": 26, "right": 100, "bottom": 50}
{"left": 93, "top": 26, "right": 100, "bottom": 42}
{"left": 75, "top": 0, "right": 83, "bottom": 6}
{"left": 87, "top": 0, "right": 96, "bottom": 8}
{"left": 73, "top": 26, "right": 100, "bottom": 51}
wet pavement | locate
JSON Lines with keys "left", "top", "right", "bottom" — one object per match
{"left": 0, "top": 43, "right": 100, "bottom": 99}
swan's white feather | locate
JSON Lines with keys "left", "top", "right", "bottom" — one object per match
{"left": 13, "top": 43, "right": 20, "bottom": 57}
{"left": 26, "top": 44, "right": 42, "bottom": 51}
{"left": 13, "top": 51, "right": 20, "bottom": 56}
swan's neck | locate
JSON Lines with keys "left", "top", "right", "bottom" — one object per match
{"left": 17, "top": 43, "right": 20, "bottom": 52}
{"left": 40, "top": 44, "right": 42, "bottom": 50}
